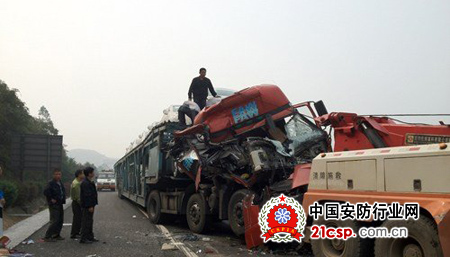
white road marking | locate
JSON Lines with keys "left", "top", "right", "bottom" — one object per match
{"left": 138, "top": 208, "right": 199, "bottom": 257}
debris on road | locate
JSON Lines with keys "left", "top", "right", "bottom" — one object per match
{"left": 4, "top": 249, "right": 34, "bottom": 257}
{"left": 203, "top": 243, "right": 219, "bottom": 254}
{"left": 201, "top": 237, "right": 211, "bottom": 242}
{"left": 0, "top": 248, "right": 10, "bottom": 256}
{"left": 161, "top": 243, "right": 177, "bottom": 251}
{"left": 175, "top": 234, "right": 200, "bottom": 242}
{"left": 8, "top": 254, "right": 34, "bottom": 257}
{"left": 0, "top": 236, "right": 10, "bottom": 248}
{"left": 132, "top": 215, "right": 137, "bottom": 219}
{"left": 21, "top": 240, "right": 34, "bottom": 245}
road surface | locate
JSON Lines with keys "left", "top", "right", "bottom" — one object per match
{"left": 14, "top": 191, "right": 269, "bottom": 257}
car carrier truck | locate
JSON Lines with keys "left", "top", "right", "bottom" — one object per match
{"left": 115, "top": 85, "right": 329, "bottom": 235}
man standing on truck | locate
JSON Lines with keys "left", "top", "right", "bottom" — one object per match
{"left": 80, "top": 167, "right": 98, "bottom": 244}
{"left": 188, "top": 67, "right": 217, "bottom": 110}
{"left": 70, "top": 169, "right": 84, "bottom": 239}
{"left": 43, "top": 168, "right": 66, "bottom": 242}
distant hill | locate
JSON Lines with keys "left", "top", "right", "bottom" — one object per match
{"left": 68, "top": 149, "right": 118, "bottom": 170}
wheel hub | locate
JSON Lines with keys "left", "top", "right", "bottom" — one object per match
{"left": 189, "top": 202, "right": 201, "bottom": 225}
{"left": 233, "top": 202, "right": 244, "bottom": 227}
{"left": 403, "top": 244, "right": 423, "bottom": 257}
{"left": 149, "top": 199, "right": 156, "bottom": 216}
{"left": 331, "top": 239, "right": 345, "bottom": 251}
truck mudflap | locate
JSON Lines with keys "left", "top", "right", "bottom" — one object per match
{"left": 243, "top": 195, "right": 263, "bottom": 249}
{"left": 434, "top": 202, "right": 450, "bottom": 257}
{"left": 243, "top": 163, "right": 311, "bottom": 250}
{"left": 290, "top": 163, "right": 311, "bottom": 189}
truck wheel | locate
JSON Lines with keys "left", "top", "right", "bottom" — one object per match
{"left": 147, "top": 190, "right": 165, "bottom": 224}
{"left": 186, "top": 193, "right": 211, "bottom": 234}
{"left": 228, "top": 189, "right": 252, "bottom": 237}
{"left": 311, "top": 216, "right": 372, "bottom": 257}
{"left": 374, "top": 216, "right": 443, "bottom": 257}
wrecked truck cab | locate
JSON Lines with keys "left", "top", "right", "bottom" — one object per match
{"left": 175, "top": 85, "right": 328, "bottom": 156}
{"left": 189, "top": 85, "right": 294, "bottom": 143}
{"left": 170, "top": 85, "right": 330, "bottom": 237}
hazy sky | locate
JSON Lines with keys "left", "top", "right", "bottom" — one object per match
{"left": 1, "top": 0, "right": 449, "bottom": 158}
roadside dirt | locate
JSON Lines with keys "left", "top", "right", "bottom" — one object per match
{"left": 2, "top": 212, "right": 27, "bottom": 230}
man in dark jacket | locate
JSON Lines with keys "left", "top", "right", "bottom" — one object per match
{"left": 43, "top": 168, "right": 66, "bottom": 242}
{"left": 80, "top": 166, "right": 98, "bottom": 244}
{"left": 188, "top": 67, "right": 217, "bottom": 110}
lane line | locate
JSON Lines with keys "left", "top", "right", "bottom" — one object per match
{"left": 138, "top": 208, "right": 198, "bottom": 257}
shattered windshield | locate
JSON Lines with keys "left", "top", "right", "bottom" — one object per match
{"left": 285, "top": 113, "right": 325, "bottom": 152}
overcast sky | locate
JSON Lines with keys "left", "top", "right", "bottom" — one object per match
{"left": 1, "top": 0, "right": 449, "bottom": 158}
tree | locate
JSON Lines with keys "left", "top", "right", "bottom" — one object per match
{"left": 37, "top": 106, "right": 58, "bottom": 135}
{"left": 0, "top": 79, "right": 90, "bottom": 208}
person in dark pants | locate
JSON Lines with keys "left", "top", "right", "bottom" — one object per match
{"left": 43, "top": 168, "right": 66, "bottom": 242}
{"left": 188, "top": 67, "right": 217, "bottom": 110}
{"left": 70, "top": 169, "right": 84, "bottom": 239}
{"left": 178, "top": 101, "right": 200, "bottom": 127}
{"left": 80, "top": 167, "right": 98, "bottom": 244}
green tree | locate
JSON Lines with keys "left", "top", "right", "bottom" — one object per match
{"left": 36, "top": 106, "right": 58, "bottom": 135}
{"left": 0, "top": 80, "right": 88, "bottom": 207}
{"left": 0, "top": 80, "right": 35, "bottom": 175}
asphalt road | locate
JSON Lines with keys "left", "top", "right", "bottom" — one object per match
{"left": 13, "top": 191, "right": 257, "bottom": 257}
{"left": 15, "top": 192, "right": 187, "bottom": 257}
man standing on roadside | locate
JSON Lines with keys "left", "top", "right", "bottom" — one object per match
{"left": 70, "top": 169, "right": 84, "bottom": 239}
{"left": 80, "top": 167, "right": 98, "bottom": 244}
{"left": 188, "top": 67, "right": 217, "bottom": 110}
{"left": 43, "top": 168, "right": 66, "bottom": 242}
{"left": 0, "top": 167, "right": 5, "bottom": 237}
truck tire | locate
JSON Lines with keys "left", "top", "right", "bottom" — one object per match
{"left": 186, "top": 193, "right": 211, "bottom": 234}
{"left": 228, "top": 189, "right": 252, "bottom": 237}
{"left": 147, "top": 190, "right": 165, "bottom": 224}
{"left": 311, "top": 216, "right": 373, "bottom": 257}
{"left": 374, "top": 216, "right": 443, "bottom": 257}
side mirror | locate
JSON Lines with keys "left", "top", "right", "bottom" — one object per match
{"left": 314, "top": 100, "right": 328, "bottom": 116}
{"left": 163, "top": 109, "right": 169, "bottom": 115}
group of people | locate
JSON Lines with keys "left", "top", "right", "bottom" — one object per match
{"left": 43, "top": 167, "right": 98, "bottom": 244}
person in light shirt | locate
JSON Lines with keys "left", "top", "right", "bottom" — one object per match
{"left": 70, "top": 169, "right": 85, "bottom": 239}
